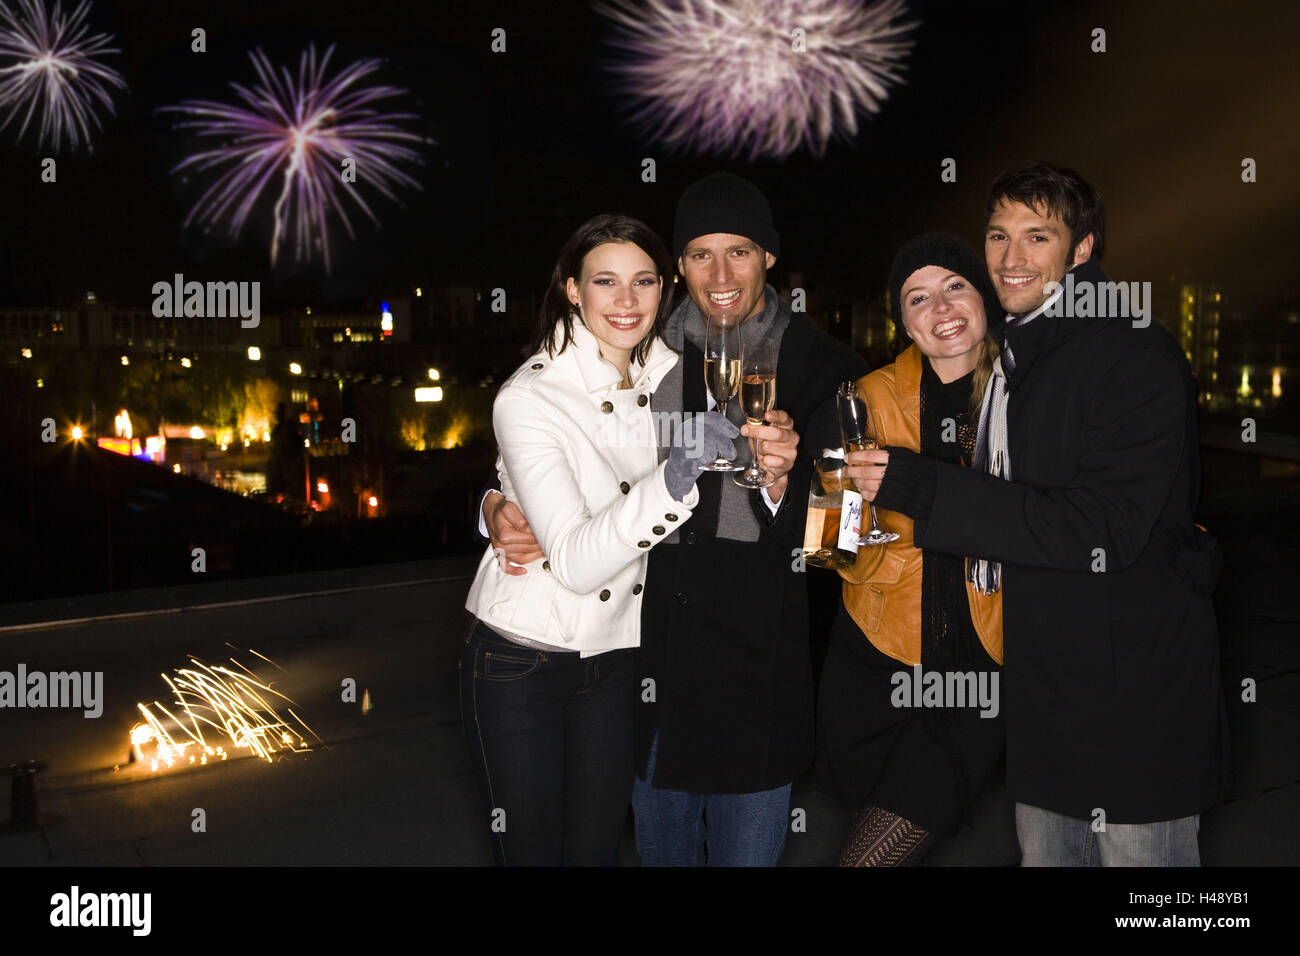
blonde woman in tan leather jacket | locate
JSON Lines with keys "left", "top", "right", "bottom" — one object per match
{"left": 817, "top": 233, "right": 1006, "bottom": 866}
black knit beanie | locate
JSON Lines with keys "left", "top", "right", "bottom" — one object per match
{"left": 887, "top": 232, "right": 1002, "bottom": 342}
{"left": 673, "top": 172, "right": 780, "bottom": 261}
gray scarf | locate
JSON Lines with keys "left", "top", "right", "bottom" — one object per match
{"left": 654, "top": 284, "right": 790, "bottom": 543}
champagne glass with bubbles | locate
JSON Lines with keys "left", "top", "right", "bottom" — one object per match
{"left": 837, "top": 381, "right": 899, "bottom": 545}
{"left": 733, "top": 338, "right": 776, "bottom": 488}
{"left": 701, "top": 314, "right": 743, "bottom": 471}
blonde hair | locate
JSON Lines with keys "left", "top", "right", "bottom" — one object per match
{"left": 969, "top": 333, "right": 1000, "bottom": 417}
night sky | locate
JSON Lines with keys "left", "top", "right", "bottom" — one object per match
{"left": 2, "top": 0, "right": 1296, "bottom": 310}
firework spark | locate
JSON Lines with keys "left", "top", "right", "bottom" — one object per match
{"left": 595, "top": 0, "right": 918, "bottom": 161}
{"left": 129, "top": 648, "right": 321, "bottom": 773}
{"left": 0, "top": 0, "right": 125, "bottom": 152}
{"left": 161, "top": 45, "right": 428, "bottom": 271}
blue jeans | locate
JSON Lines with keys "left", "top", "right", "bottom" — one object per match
{"left": 631, "top": 731, "right": 792, "bottom": 866}
{"left": 1016, "top": 803, "right": 1201, "bottom": 866}
{"left": 459, "top": 620, "right": 636, "bottom": 866}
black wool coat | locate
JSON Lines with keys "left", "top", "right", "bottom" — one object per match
{"left": 638, "top": 307, "right": 867, "bottom": 793}
{"left": 890, "top": 257, "right": 1230, "bottom": 823}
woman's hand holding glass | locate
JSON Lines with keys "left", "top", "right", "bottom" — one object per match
{"left": 664, "top": 411, "right": 740, "bottom": 500}
{"left": 843, "top": 447, "right": 891, "bottom": 501}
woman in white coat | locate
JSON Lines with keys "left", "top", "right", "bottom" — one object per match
{"left": 462, "top": 214, "right": 737, "bottom": 866}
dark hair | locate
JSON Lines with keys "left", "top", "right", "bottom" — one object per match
{"left": 532, "top": 214, "right": 675, "bottom": 366}
{"left": 985, "top": 161, "right": 1106, "bottom": 261}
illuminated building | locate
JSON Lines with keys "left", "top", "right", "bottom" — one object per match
{"left": 1177, "top": 282, "right": 1222, "bottom": 402}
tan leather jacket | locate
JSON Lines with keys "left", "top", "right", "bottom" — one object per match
{"left": 838, "top": 344, "right": 1003, "bottom": 666}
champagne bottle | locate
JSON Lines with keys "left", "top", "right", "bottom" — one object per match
{"left": 802, "top": 448, "right": 859, "bottom": 569}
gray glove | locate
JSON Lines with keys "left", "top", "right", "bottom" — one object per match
{"left": 664, "top": 411, "right": 740, "bottom": 501}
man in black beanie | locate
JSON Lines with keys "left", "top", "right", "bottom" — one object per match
{"left": 484, "top": 171, "right": 866, "bottom": 865}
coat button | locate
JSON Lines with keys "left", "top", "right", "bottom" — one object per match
{"left": 676, "top": 592, "right": 688, "bottom": 605}
{"left": 685, "top": 532, "right": 697, "bottom": 545}
{"left": 599, "top": 589, "right": 611, "bottom": 601}
{"left": 637, "top": 540, "right": 651, "bottom": 548}
{"left": 652, "top": 525, "right": 665, "bottom": 535}
{"left": 665, "top": 513, "right": 678, "bottom": 521}
{"left": 531, "top": 362, "right": 543, "bottom": 370}
{"left": 601, "top": 401, "right": 614, "bottom": 414}
{"left": 620, "top": 481, "right": 630, "bottom": 494}
{"left": 637, "top": 394, "right": 648, "bottom": 407}
{"left": 632, "top": 584, "right": 643, "bottom": 595}
{"left": 542, "top": 560, "right": 550, "bottom": 571}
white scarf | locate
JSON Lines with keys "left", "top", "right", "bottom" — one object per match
{"left": 966, "top": 279, "right": 1068, "bottom": 594}
{"left": 968, "top": 355, "right": 1011, "bottom": 593}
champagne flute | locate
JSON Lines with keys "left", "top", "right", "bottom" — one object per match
{"left": 701, "top": 314, "right": 743, "bottom": 471}
{"left": 733, "top": 338, "right": 776, "bottom": 488}
{"left": 836, "top": 381, "right": 899, "bottom": 545}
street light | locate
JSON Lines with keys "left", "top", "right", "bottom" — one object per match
{"left": 248, "top": 346, "right": 261, "bottom": 361}
{"left": 289, "top": 362, "right": 302, "bottom": 375}
{"left": 71, "top": 426, "right": 83, "bottom": 440}
{"left": 427, "top": 367, "right": 440, "bottom": 381}
{"left": 120, "top": 355, "right": 129, "bottom": 366}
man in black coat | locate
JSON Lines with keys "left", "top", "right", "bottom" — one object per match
{"left": 850, "top": 162, "right": 1229, "bottom": 866}
{"left": 485, "top": 172, "right": 867, "bottom": 864}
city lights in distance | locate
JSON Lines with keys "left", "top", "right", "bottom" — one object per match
{"left": 289, "top": 362, "right": 302, "bottom": 375}
{"left": 173, "top": 463, "right": 181, "bottom": 473}
{"left": 180, "top": 356, "right": 191, "bottom": 368}
{"left": 414, "top": 386, "right": 443, "bottom": 403}
{"left": 415, "top": 287, "right": 422, "bottom": 297}
{"left": 247, "top": 346, "right": 261, "bottom": 361}
{"left": 120, "top": 354, "right": 129, "bottom": 365}
{"left": 21, "top": 347, "right": 31, "bottom": 358}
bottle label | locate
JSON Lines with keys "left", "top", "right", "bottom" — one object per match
{"left": 838, "top": 490, "right": 862, "bottom": 554}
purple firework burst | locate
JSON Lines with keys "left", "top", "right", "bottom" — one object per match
{"left": 0, "top": 0, "right": 125, "bottom": 152}
{"left": 595, "top": 0, "right": 918, "bottom": 161}
{"left": 161, "top": 45, "right": 429, "bottom": 272}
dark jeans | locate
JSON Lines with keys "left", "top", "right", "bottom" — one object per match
{"left": 459, "top": 619, "right": 636, "bottom": 866}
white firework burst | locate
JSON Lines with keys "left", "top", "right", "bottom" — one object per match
{"left": 0, "top": 0, "right": 125, "bottom": 152}
{"left": 595, "top": 0, "right": 918, "bottom": 161}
